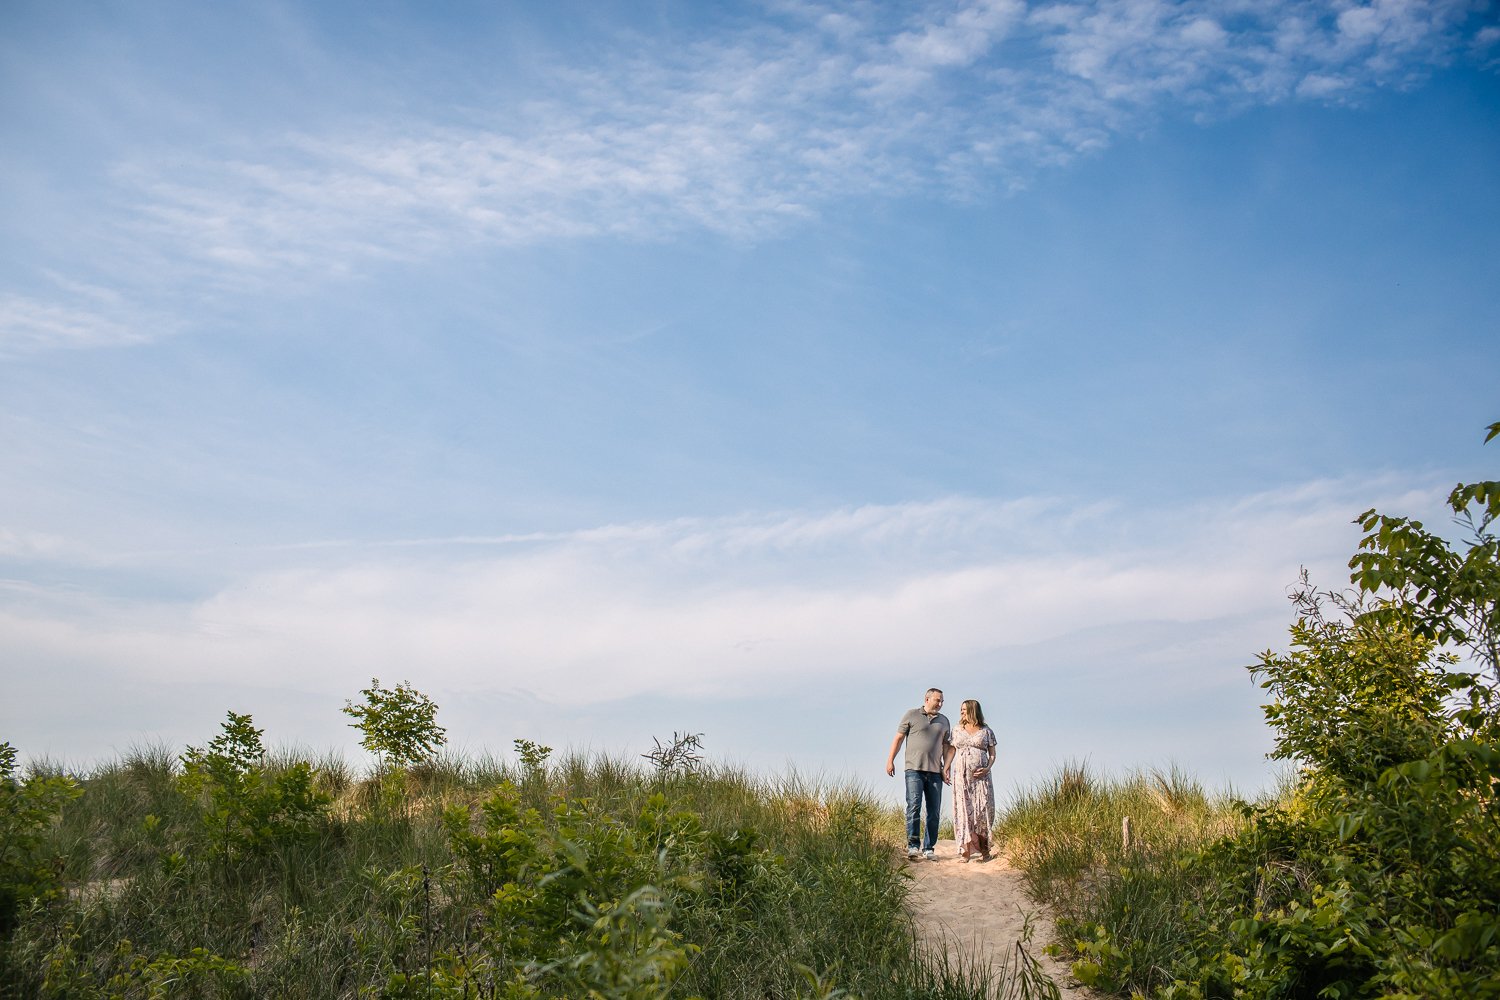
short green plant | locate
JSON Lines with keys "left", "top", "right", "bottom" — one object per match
{"left": 343, "top": 679, "right": 448, "bottom": 771}
{"left": 107, "top": 942, "right": 250, "bottom": 998}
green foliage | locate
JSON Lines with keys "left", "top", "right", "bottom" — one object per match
{"left": 343, "top": 679, "right": 447, "bottom": 770}
{"left": 1029, "top": 424, "right": 1500, "bottom": 999}
{"left": 181, "top": 711, "right": 264, "bottom": 788}
{"left": 178, "top": 712, "right": 330, "bottom": 862}
{"left": 1349, "top": 422, "right": 1500, "bottom": 680}
{"left": 0, "top": 742, "right": 81, "bottom": 934}
{"left": 3, "top": 744, "right": 1008, "bottom": 999}
{"left": 1258, "top": 581, "right": 1467, "bottom": 785}
{"left": 442, "top": 785, "right": 705, "bottom": 991}
{"left": 37, "top": 929, "right": 249, "bottom": 999}
{"left": 546, "top": 886, "right": 697, "bottom": 999}
{"left": 512, "top": 738, "right": 552, "bottom": 774}
{"left": 998, "top": 763, "right": 1236, "bottom": 927}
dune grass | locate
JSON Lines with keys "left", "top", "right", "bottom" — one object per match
{"left": 1, "top": 744, "right": 1050, "bottom": 999}
{"left": 995, "top": 762, "right": 1254, "bottom": 993}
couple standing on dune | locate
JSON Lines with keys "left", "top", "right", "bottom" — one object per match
{"left": 884, "top": 687, "right": 997, "bottom": 863}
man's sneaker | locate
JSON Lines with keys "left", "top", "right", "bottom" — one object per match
{"left": 922, "top": 849, "right": 937, "bottom": 861}
{"left": 907, "top": 846, "right": 921, "bottom": 860}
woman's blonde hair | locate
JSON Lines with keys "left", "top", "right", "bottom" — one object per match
{"left": 960, "top": 699, "right": 985, "bottom": 727}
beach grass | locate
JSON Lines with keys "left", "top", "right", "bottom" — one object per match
{"left": 994, "top": 761, "right": 1254, "bottom": 993}
{"left": 1, "top": 743, "right": 1039, "bottom": 999}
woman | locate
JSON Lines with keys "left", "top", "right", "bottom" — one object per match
{"left": 943, "top": 699, "right": 997, "bottom": 862}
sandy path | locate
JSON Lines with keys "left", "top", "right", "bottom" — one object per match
{"left": 905, "top": 839, "right": 1100, "bottom": 1000}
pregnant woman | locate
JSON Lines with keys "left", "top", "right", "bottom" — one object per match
{"left": 944, "top": 699, "right": 997, "bottom": 862}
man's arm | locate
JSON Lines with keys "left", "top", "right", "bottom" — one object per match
{"left": 941, "top": 742, "right": 955, "bottom": 784}
{"left": 885, "top": 733, "right": 905, "bottom": 777}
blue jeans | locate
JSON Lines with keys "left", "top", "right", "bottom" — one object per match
{"left": 904, "top": 769, "right": 943, "bottom": 851}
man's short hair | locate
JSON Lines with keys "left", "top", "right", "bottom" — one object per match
{"left": 925, "top": 687, "right": 943, "bottom": 697}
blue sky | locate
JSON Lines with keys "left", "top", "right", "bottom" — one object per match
{"left": 2, "top": 0, "right": 1498, "bottom": 802}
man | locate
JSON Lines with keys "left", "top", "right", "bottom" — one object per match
{"left": 886, "top": 687, "right": 951, "bottom": 860}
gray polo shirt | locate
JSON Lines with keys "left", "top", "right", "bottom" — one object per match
{"left": 897, "top": 708, "right": 951, "bottom": 773}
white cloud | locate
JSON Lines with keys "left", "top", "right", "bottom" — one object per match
{"left": 0, "top": 478, "right": 1445, "bottom": 715}
{"left": 1179, "top": 16, "right": 1228, "bottom": 50}
{"left": 889, "top": 0, "right": 1025, "bottom": 71}
{"left": 0, "top": 293, "right": 151, "bottom": 355}
{"left": 4, "top": 476, "right": 1466, "bottom": 788}
{"left": 1297, "top": 71, "right": 1351, "bottom": 97}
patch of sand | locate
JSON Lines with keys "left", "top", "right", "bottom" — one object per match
{"left": 905, "top": 839, "right": 1101, "bottom": 1000}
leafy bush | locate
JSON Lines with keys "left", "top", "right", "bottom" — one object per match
{"left": 0, "top": 742, "right": 81, "bottom": 934}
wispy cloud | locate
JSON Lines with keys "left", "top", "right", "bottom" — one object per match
{"left": 6, "top": 1, "right": 1490, "bottom": 352}
{"left": 0, "top": 293, "right": 152, "bottom": 356}
{"left": 101, "top": 0, "right": 1489, "bottom": 285}
{"left": 0, "top": 478, "right": 1446, "bottom": 714}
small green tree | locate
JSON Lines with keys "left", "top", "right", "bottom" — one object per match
{"left": 179, "top": 711, "right": 329, "bottom": 862}
{"left": 180, "top": 710, "right": 264, "bottom": 793}
{"left": 342, "top": 678, "right": 447, "bottom": 771}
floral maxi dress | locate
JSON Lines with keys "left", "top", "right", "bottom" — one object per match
{"left": 951, "top": 725, "right": 997, "bottom": 859}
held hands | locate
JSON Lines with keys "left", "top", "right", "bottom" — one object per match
{"left": 942, "top": 769, "right": 952, "bottom": 785}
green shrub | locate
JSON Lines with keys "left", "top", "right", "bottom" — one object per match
{"left": 1041, "top": 424, "right": 1500, "bottom": 999}
{"left": 442, "top": 785, "right": 704, "bottom": 990}
{"left": 40, "top": 939, "right": 249, "bottom": 1000}
{"left": 0, "top": 741, "right": 81, "bottom": 935}
{"left": 178, "top": 712, "right": 331, "bottom": 862}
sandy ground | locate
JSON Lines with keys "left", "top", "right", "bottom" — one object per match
{"left": 905, "top": 839, "right": 1101, "bottom": 1000}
